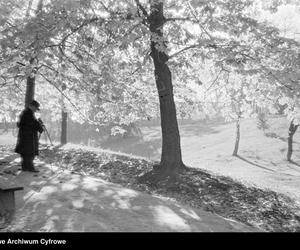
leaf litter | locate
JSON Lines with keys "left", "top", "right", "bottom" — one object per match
{"left": 34, "top": 146, "right": 300, "bottom": 232}
{"left": 1, "top": 145, "right": 300, "bottom": 232}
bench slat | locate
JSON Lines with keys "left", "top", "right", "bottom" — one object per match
{"left": 0, "top": 186, "right": 24, "bottom": 191}
{"left": 0, "top": 179, "right": 24, "bottom": 192}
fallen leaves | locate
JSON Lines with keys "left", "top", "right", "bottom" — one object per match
{"left": 2, "top": 145, "right": 300, "bottom": 232}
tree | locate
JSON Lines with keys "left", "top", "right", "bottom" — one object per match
{"left": 60, "top": 82, "right": 67, "bottom": 145}
{"left": 216, "top": 74, "right": 256, "bottom": 156}
{"left": 279, "top": 98, "right": 300, "bottom": 161}
{"left": 287, "top": 118, "right": 299, "bottom": 161}
{"left": 147, "top": 0, "right": 186, "bottom": 175}
{"left": 2, "top": 0, "right": 300, "bottom": 180}
{"left": 24, "top": 0, "right": 44, "bottom": 107}
{"left": 90, "top": 0, "right": 284, "bottom": 177}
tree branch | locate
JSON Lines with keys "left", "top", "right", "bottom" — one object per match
{"left": 204, "top": 68, "right": 224, "bottom": 94}
{"left": 169, "top": 43, "right": 203, "bottom": 59}
{"left": 38, "top": 63, "right": 115, "bottom": 105}
{"left": 58, "top": 46, "right": 85, "bottom": 74}
{"left": 135, "top": 0, "right": 149, "bottom": 19}
{"left": 165, "top": 17, "right": 197, "bottom": 23}
{"left": 38, "top": 72, "right": 91, "bottom": 122}
{"left": 61, "top": 17, "right": 103, "bottom": 46}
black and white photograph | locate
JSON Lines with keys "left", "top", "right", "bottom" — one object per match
{"left": 1, "top": 0, "right": 300, "bottom": 240}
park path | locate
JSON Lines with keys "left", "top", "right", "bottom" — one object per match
{"left": 0, "top": 151, "right": 258, "bottom": 232}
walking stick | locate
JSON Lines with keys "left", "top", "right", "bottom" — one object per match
{"left": 38, "top": 124, "right": 55, "bottom": 173}
{"left": 38, "top": 120, "right": 53, "bottom": 147}
{"left": 42, "top": 124, "right": 53, "bottom": 146}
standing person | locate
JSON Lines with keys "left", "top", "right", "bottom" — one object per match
{"left": 15, "top": 100, "right": 44, "bottom": 172}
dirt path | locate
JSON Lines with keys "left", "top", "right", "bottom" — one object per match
{"left": 0, "top": 153, "right": 258, "bottom": 232}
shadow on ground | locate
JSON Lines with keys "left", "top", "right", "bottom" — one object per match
{"left": 0, "top": 148, "right": 254, "bottom": 232}
{"left": 91, "top": 123, "right": 221, "bottom": 160}
{"left": 235, "top": 155, "right": 276, "bottom": 173}
{"left": 33, "top": 146, "right": 300, "bottom": 232}
{"left": 99, "top": 137, "right": 162, "bottom": 160}
{"left": 8, "top": 172, "right": 250, "bottom": 232}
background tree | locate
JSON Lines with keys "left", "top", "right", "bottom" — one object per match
{"left": 287, "top": 117, "right": 299, "bottom": 162}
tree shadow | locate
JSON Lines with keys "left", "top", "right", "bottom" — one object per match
{"left": 0, "top": 150, "right": 20, "bottom": 175}
{"left": 98, "top": 137, "right": 162, "bottom": 160}
{"left": 1, "top": 163, "right": 253, "bottom": 232}
{"left": 265, "top": 132, "right": 300, "bottom": 146}
{"left": 265, "top": 132, "right": 287, "bottom": 142}
{"left": 235, "top": 155, "right": 276, "bottom": 173}
{"left": 0, "top": 145, "right": 61, "bottom": 174}
{"left": 39, "top": 144, "right": 62, "bottom": 151}
{"left": 95, "top": 122, "right": 222, "bottom": 160}
{"left": 288, "top": 160, "right": 300, "bottom": 168}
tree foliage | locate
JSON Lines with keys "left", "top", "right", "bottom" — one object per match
{"left": 1, "top": 0, "right": 300, "bottom": 173}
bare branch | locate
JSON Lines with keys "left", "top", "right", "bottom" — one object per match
{"left": 58, "top": 46, "right": 85, "bottom": 74}
{"left": 38, "top": 62, "right": 115, "bottom": 104}
{"left": 57, "top": 17, "right": 103, "bottom": 48}
{"left": 38, "top": 72, "right": 91, "bottom": 122}
{"left": 186, "top": 2, "right": 214, "bottom": 40}
{"left": 165, "top": 17, "right": 197, "bottom": 23}
{"left": 204, "top": 69, "right": 224, "bottom": 94}
{"left": 135, "top": 0, "right": 149, "bottom": 19}
{"left": 169, "top": 43, "right": 203, "bottom": 59}
{"left": 0, "top": 76, "right": 8, "bottom": 88}
{"left": 99, "top": 1, "right": 110, "bottom": 13}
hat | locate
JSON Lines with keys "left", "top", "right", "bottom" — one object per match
{"left": 30, "top": 100, "right": 40, "bottom": 111}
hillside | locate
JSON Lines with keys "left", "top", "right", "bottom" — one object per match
{"left": 2, "top": 115, "right": 300, "bottom": 202}
{"left": 2, "top": 115, "right": 300, "bottom": 232}
{"left": 85, "top": 115, "right": 300, "bottom": 203}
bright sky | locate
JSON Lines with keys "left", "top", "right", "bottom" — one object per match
{"left": 255, "top": 3, "right": 300, "bottom": 41}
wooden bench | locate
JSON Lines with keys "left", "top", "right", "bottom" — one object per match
{"left": 0, "top": 180, "right": 23, "bottom": 216}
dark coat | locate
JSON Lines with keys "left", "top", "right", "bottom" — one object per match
{"left": 15, "top": 108, "right": 44, "bottom": 156}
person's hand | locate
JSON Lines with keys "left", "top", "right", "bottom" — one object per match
{"left": 38, "top": 118, "right": 44, "bottom": 125}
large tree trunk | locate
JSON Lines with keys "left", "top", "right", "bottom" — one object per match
{"left": 61, "top": 111, "right": 67, "bottom": 145}
{"left": 148, "top": 0, "right": 185, "bottom": 175}
{"left": 24, "top": 73, "right": 35, "bottom": 107}
{"left": 232, "top": 117, "right": 241, "bottom": 156}
{"left": 24, "top": 0, "right": 43, "bottom": 108}
{"left": 287, "top": 119, "right": 299, "bottom": 161}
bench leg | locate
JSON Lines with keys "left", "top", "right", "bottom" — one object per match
{"left": 0, "top": 191, "right": 15, "bottom": 217}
